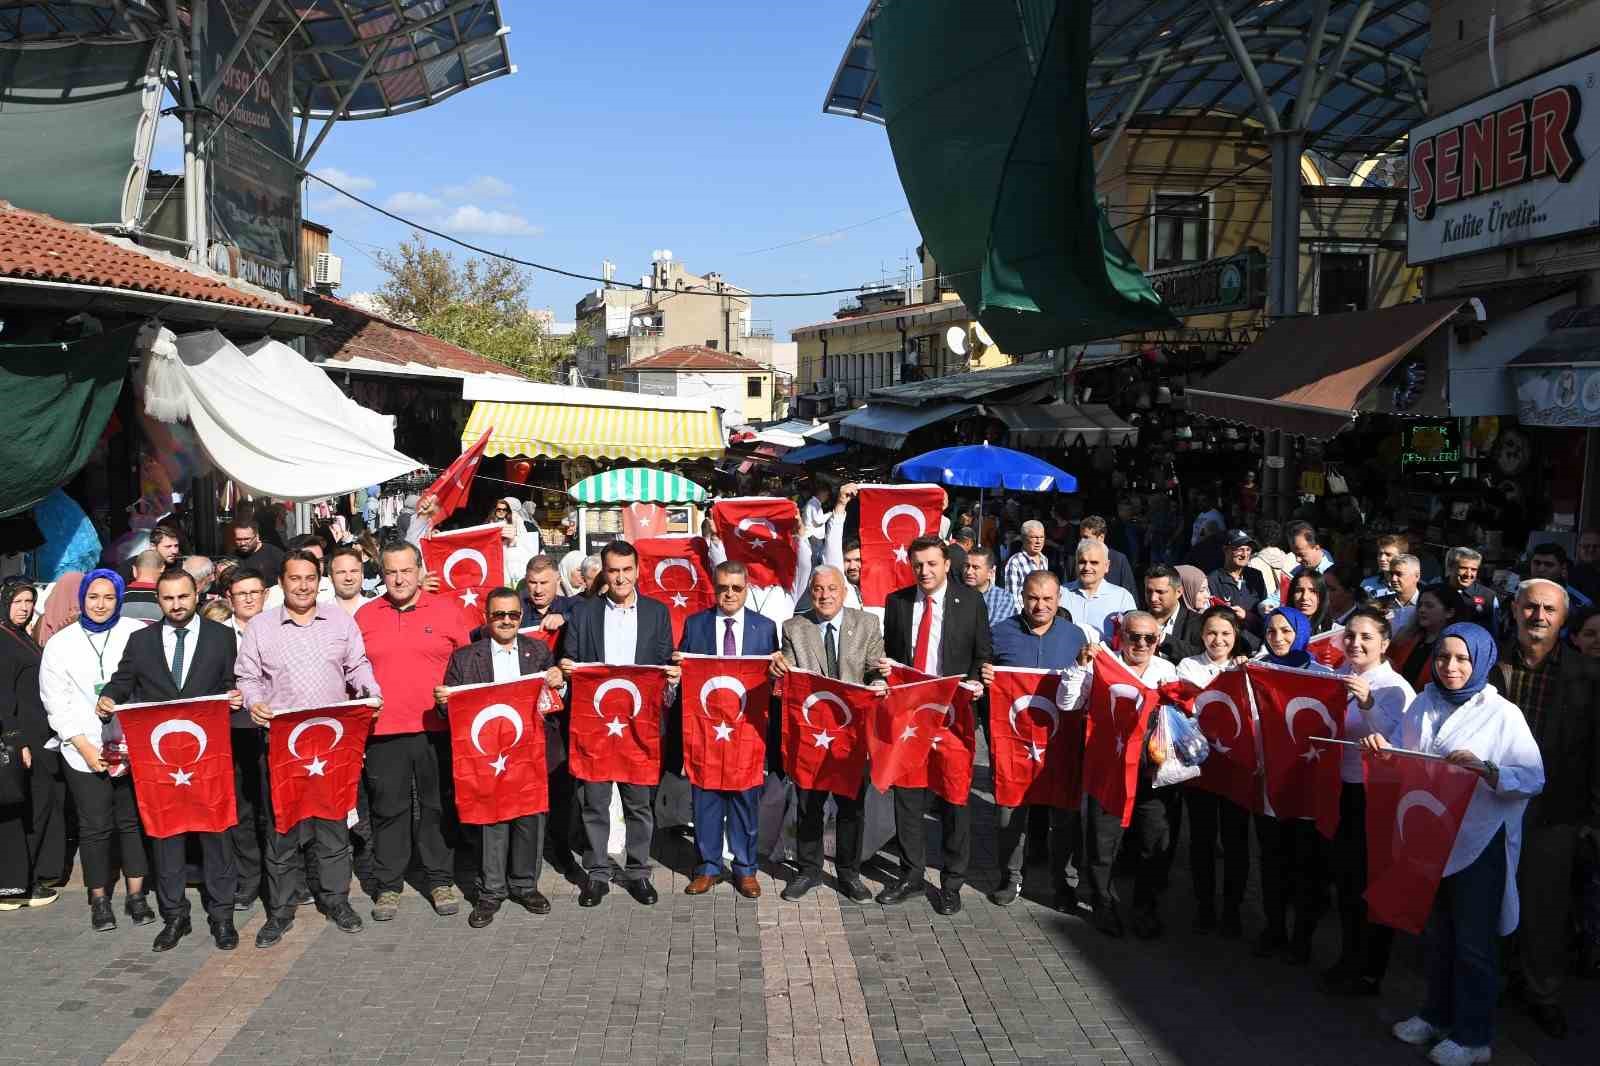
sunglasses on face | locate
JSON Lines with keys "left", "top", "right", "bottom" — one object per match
{"left": 1123, "top": 632, "right": 1159, "bottom": 645}
{"left": 488, "top": 610, "right": 521, "bottom": 621}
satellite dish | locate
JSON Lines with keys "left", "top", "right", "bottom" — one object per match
{"left": 972, "top": 321, "right": 994, "bottom": 347}
{"left": 945, "top": 325, "right": 968, "bottom": 356}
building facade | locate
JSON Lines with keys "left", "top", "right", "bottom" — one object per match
{"left": 623, "top": 344, "right": 781, "bottom": 423}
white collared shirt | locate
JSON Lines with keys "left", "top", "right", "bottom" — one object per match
{"left": 490, "top": 640, "right": 521, "bottom": 683}
{"left": 601, "top": 594, "right": 639, "bottom": 666}
{"left": 908, "top": 581, "right": 947, "bottom": 675}
{"left": 161, "top": 614, "right": 202, "bottom": 688}
{"left": 715, "top": 608, "right": 746, "bottom": 656}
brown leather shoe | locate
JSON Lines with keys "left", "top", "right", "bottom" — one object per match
{"left": 684, "top": 873, "right": 720, "bottom": 895}
{"left": 734, "top": 875, "right": 761, "bottom": 899}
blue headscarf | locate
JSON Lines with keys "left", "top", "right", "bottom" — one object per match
{"left": 77, "top": 567, "right": 125, "bottom": 634}
{"left": 1264, "top": 605, "right": 1313, "bottom": 668}
{"left": 1434, "top": 622, "right": 1498, "bottom": 706}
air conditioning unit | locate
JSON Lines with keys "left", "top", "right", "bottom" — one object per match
{"left": 313, "top": 252, "right": 343, "bottom": 288}
{"left": 833, "top": 381, "right": 850, "bottom": 406}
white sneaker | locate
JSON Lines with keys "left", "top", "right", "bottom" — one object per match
{"left": 1428, "top": 1039, "right": 1490, "bottom": 1065}
{"left": 1393, "top": 1016, "right": 1444, "bottom": 1046}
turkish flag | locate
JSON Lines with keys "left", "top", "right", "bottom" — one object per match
{"left": 447, "top": 676, "right": 548, "bottom": 824}
{"left": 989, "top": 667, "right": 1081, "bottom": 809}
{"left": 712, "top": 497, "right": 800, "bottom": 590}
{"left": 266, "top": 700, "right": 375, "bottom": 833}
{"left": 425, "top": 427, "right": 491, "bottom": 525}
{"left": 621, "top": 502, "right": 669, "bottom": 540}
{"left": 867, "top": 673, "right": 960, "bottom": 792}
{"left": 118, "top": 697, "right": 237, "bottom": 837}
{"left": 635, "top": 536, "right": 715, "bottom": 646}
{"left": 1363, "top": 750, "right": 1481, "bottom": 934}
{"left": 780, "top": 669, "right": 876, "bottom": 797}
{"left": 1247, "top": 663, "right": 1346, "bottom": 838}
{"left": 1083, "top": 654, "right": 1159, "bottom": 826}
{"left": 1309, "top": 627, "right": 1347, "bottom": 669}
{"left": 680, "top": 655, "right": 772, "bottom": 792}
{"left": 518, "top": 625, "right": 560, "bottom": 654}
{"left": 567, "top": 664, "right": 671, "bottom": 786}
{"left": 857, "top": 484, "right": 947, "bottom": 607}
{"left": 421, "top": 523, "right": 505, "bottom": 629}
{"left": 888, "top": 665, "right": 977, "bottom": 804}
{"left": 1187, "top": 669, "right": 1262, "bottom": 813}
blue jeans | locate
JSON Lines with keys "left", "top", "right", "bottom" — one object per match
{"left": 1422, "top": 826, "right": 1506, "bottom": 1048}
{"left": 691, "top": 785, "right": 761, "bottom": 878}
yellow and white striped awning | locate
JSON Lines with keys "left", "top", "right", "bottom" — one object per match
{"left": 462, "top": 400, "right": 725, "bottom": 461}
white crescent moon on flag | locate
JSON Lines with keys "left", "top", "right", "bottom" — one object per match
{"left": 654, "top": 557, "right": 698, "bottom": 590}
{"left": 880, "top": 503, "right": 928, "bottom": 543}
{"left": 1285, "top": 697, "right": 1338, "bottom": 745}
{"left": 1396, "top": 789, "right": 1449, "bottom": 844}
{"left": 800, "top": 690, "right": 852, "bottom": 729}
{"left": 287, "top": 716, "right": 345, "bottom": 759}
{"left": 442, "top": 547, "right": 489, "bottom": 589}
{"left": 470, "top": 703, "right": 524, "bottom": 755}
{"left": 1193, "top": 691, "right": 1243, "bottom": 741}
{"left": 736, "top": 517, "right": 779, "bottom": 541}
{"left": 698, "top": 676, "right": 748, "bottom": 720}
{"left": 913, "top": 702, "right": 951, "bottom": 729}
{"left": 1008, "top": 694, "right": 1060, "bottom": 739}
{"left": 592, "top": 678, "right": 643, "bottom": 719}
{"left": 150, "top": 718, "right": 208, "bottom": 764}
{"left": 1108, "top": 682, "right": 1143, "bottom": 726}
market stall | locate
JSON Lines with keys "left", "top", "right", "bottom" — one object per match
{"left": 567, "top": 466, "right": 709, "bottom": 557}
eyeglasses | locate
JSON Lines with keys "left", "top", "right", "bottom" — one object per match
{"left": 1123, "top": 632, "right": 1159, "bottom": 645}
{"left": 488, "top": 610, "right": 521, "bottom": 621}
{"left": 231, "top": 589, "right": 264, "bottom": 599}
{"left": 716, "top": 585, "right": 746, "bottom": 594}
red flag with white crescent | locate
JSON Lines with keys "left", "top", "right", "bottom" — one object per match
{"left": 447, "top": 676, "right": 548, "bottom": 824}
{"left": 712, "top": 497, "right": 800, "bottom": 590}
{"left": 988, "top": 667, "right": 1081, "bottom": 809}
{"left": 424, "top": 427, "right": 491, "bottom": 525}
{"left": 267, "top": 700, "right": 376, "bottom": 833}
{"left": 1247, "top": 662, "right": 1346, "bottom": 838}
{"left": 679, "top": 655, "right": 772, "bottom": 792}
{"left": 780, "top": 669, "right": 876, "bottom": 797}
{"left": 857, "top": 484, "right": 947, "bottom": 607}
{"left": 887, "top": 665, "right": 976, "bottom": 804}
{"left": 867, "top": 673, "right": 960, "bottom": 792}
{"left": 421, "top": 523, "right": 505, "bottom": 630}
{"left": 1363, "top": 750, "right": 1480, "bottom": 934}
{"left": 1186, "top": 668, "right": 1263, "bottom": 814}
{"left": 118, "top": 697, "right": 237, "bottom": 837}
{"left": 635, "top": 536, "right": 715, "bottom": 646}
{"left": 1308, "top": 627, "right": 1347, "bottom": 669}
{"left": 1083, "top": 654, "right": 1159, "bottom": 826}
{"left": 567, "top": 664, "right": 671, "bottom": 786}
{"left": 517, "top": 625, "right": 560, "bottom": 654}
{"left": 621, "top": 502, "right": 669, "bottom": 540}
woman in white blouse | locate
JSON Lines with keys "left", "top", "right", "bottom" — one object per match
{"left": 1364, "top": 623, "right": 1543, "bottom": 1066}
{"left": 38, "top": 569, "right": 153, "bottom": 933}
{"left": 1322, "top": 606, "right": 1414, "bottom": 998}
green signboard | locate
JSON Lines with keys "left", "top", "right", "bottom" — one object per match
{"left": 1147, "top": 249, "right": 1267, "bottom": 318}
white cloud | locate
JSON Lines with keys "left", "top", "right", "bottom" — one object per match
{"left": 440, "top": 205, "right": 542, "bottom": 236}
{"left": 441, "top": 175, "right": 514, "bottom": 201}
{"left": 314, "top": 167, "right": 376, "bottom": 193}
{"left": 383, "top": 190, "right": 444, "bottom": 214}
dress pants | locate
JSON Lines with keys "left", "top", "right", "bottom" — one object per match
{"left": 0, "top": 801, "right": 30, "bottom": 896}
{"left": 24, "top": 747, "right": 66, "bottom": 883}
{"left": 65, "top": 767, "right": 147, "bottom": 893}
{"left": 1085, "top": 779, "right": 1180, "bottom": 914}
{"left": 795, "top": 785, "right": 863, "bottom": 879}
{"left": 151, "top": 832, "right": 236, "bottom": 923}
{"left": 1186, "top": 788, "right": 1249, "bottom": 917}
{"left": 891, "top": 785, "right": 970, "bottom": 890}
{"left": 995, "top": 804, "right": 1078, "bottom": 890}
{"left": 263, "top": 804, "right": 351, "bottom": 922}
{"left": 1422, "top": 827, "right": 1506, "bottom": 1048}
{"left": 1330, "top": 783, "right": 1393, "bottom": 980}
{"left": 479, "top": 814, "right": 546, "bottom": 903}
{"left": 691, "top": 785, "right": 761, "bottom": 878}
{"left": 1510, "top": 821, "right": 1578, "bottom": 1008}
{"left": 229, "top": 729, "right": 266, "bottom": 902}
{"left": 578, "top": 780, "right": 653, "bottom": 883}
{"left": 1255, "top": 814, "right": 1326, "bottom": 941}
{"left": 364, "top": 731, "right": 454, "bottom": 894}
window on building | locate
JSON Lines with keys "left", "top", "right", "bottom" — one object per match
{"left": 1318, "top": 252, "right": 1370, "bottom": 314}
{"left": 747, "top": 376, "right": 763, "bottom": 398}
{"left": 1151, "top": 192, "right": 1210, "bottom": 269}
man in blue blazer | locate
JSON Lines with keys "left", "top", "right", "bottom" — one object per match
{"left": 675, "top": 561, "right": 779, "bottom": 899}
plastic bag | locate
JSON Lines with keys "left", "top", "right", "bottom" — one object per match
{"left": 1168, "top": 706, "right": 1212, "bottom": 767}
{"left": 1153, "top": 705, "right": 1206, "bottom": 788}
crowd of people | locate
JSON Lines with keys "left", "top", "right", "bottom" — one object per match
{"left": 1, "top": 483, "right": 1596, "bottom": 1066}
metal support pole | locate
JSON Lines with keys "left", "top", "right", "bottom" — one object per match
{"left": 1290, "top": 0, "right": 1331, "bottom": 129}
{"left": 164, "top": 0, "right": 204, "bottom": 264}
{"left": 198, "top": 0, "right": 275, "bottom": 106}
{"left": 1096, "top": 51, "right": 1166, "bottom": 171}
{"left": 1205, "top": 0, "right": 1279, "bottom": 131}
{"left": 1267, "top": 129, "right": 1305, "bottom": 317}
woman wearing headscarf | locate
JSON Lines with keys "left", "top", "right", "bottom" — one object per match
{"left": 1366, "top": 623, "right": 1543, "bottom": 1066}
{"left": 558, "top": 550, "right": 587, "bottom": 598}
{"left": 1, "top": 579, "right": 66, "bottom": 893}
{"left": 38, "top": 569, "right": 154, "bottom": 932}
{"left": 33, "top": 571, "right": 84, "bottom": 647}
{"left": 1, "top": 579, "right": 57, "bottom": 910}
{"left": 1174, "top": 564, "right": 1212, "bottom": 616}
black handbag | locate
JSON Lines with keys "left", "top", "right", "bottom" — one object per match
{"left": 0, "top": 728, "right": 25, "bottom": 807}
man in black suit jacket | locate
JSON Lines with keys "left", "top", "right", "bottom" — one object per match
{"left": 557, "top": 541, "right": 679, "bottom": 908}
{"left": 437, "top": 588, "right": 560, "bottom": 928}
{"left": 1142, "top": 565, "right": 1205, "bottom": 665}
{"left": 878, "top": 536, "right": 992, "bottom": 915}
{"left": 99, "top": 568, "right": 243, "bottom": 952}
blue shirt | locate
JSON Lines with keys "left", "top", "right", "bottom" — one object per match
{"left": 990, "top": 614, "right": 1093, "bottom": 670}
{"left": 1060, "top": 580, "right": 1136, "bottom": 641}
{"left": 979, "top": 583, "right": 1019, "bottom": 625}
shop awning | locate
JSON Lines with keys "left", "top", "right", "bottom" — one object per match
{"left": 568, "top": 467, "right": 708, "bottom": 504}
{"left": 784, "top": 441, "right": 849, "bottom": 464}
{"left": 463, "top": 400, "right": 725, "bottom": 461}
{"left": 986, "top": 402, "right": 1136, "bottom": 447}
{"left": 839, "top": 402, "right": 977, "bottom": 450}
{"left": 1185, "top": 301, "right": 1468, "bottom": 438}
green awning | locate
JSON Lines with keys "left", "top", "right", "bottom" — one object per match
{"left": 872, "top": 0, "right": 1176, "bottom": 352}
{"left": 567, "top": 466, "right": 708, "bottom": 504}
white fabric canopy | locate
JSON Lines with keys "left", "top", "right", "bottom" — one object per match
{"left": 240, "top": 338, "right": 398, "bottom": 448}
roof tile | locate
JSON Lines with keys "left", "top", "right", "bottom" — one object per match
{"left": 305, "top": 292, "right": 528, "bottom": 378}
{"left": 624, "top": 344, "right": 770, "bottom": 372}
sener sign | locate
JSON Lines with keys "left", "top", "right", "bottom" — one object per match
{"left": 1408, "top": 49, "right": 1598, "bottom": 265}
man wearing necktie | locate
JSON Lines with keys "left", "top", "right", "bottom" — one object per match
{"left": 773, "top": 566, "right": 885, "bottom": 902}
{"left": 878, "top": 537, "right": 992, "bottom": 914}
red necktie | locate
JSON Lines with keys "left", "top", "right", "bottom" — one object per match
{"left": 912, "top": 592, "right": 935, "bottom": 673}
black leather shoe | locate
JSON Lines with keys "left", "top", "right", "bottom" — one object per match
{"left": 254, "top": 915, "right": 293, "bottom": 949}
{"left": 623, "top": 879, "right": 658, "bottom": 906}
{"left": 1053, "top": 885, "right": 1079, "bottom": 915}
{"left": 876, "top": 878, "right": 923, "bottom": 906}
{"left": 510, "top": 890, "right": 551, "bottom": 915}
{"left": 467, "top": 901, "right": 498, "bottom": 929}
{"left": 90, "top": 896, "right": 116, "bottom": 932}
{"left": 327, "top": 902, "right": 363, "bottom": 933}
{"left": 1528, "top": 1002, "right": 1569, "bottom": 1040}
{"left": 781, "top": 873, "right": 821, "bottom": 901}
{"left": 125, "top": 893, "right": 156, "bottom": 926}
{"left": 1092, "top": 904, "right": 1124, "bottom": 938}
{"left": 152, "top": 917, "right": 191, "bottom": 952}
{"left": 578, "top": 880, "right": 609, "bottom": 908}
{"left": 289, "top": 888, "right": 314, "bottom": 907}
{"left": 987, "top": 881, "right": 1021, "bottom": 907}
{"left": 209, "top": 918, "right": 239, "bottom": 951}
{"left": 838, "top": 874, "right": 874, "bottom": 903}
{"left": 932, "top": 885, "right": 963, "bottom": 916}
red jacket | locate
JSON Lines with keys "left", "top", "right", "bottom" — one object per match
{"left": 356, "top": 592, "right": 470, "bottom": 735}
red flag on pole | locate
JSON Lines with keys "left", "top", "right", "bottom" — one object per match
{"left": 679, "top": 655, "right": 772, "bottom": 792}
{"left": 567, "top": 664, "right": 671, "bottom": 786}
{"left": 856, "top": 484, "right": 947, "bottom": 607}
{"left": 447, "top": 676, "right": 549, "bottom": 824}
{"left": 267, "top": 700, "right": 376, "bottom": 833}
{"left": 780, "top": 669, "right": 876, "bottom": 797}
{"left": 1083, "top": 654, "right": 1159, "bottom": 826}
{"left": 866, "top": 673, "right": 960, "bottom": 792}
{"left": 118, "top": 697, "right": 237, "bottom": 837}
{"left": 712, "top": 497, "right": 800, "bottom": 590}
{"left": 635, "top": 536, "right": 716, "bottom": 646}
{"left": 1363, "top": 749, "right": 1481, "bottom": 934}
{"left": 420, "top": 523, "right": 505, "bottom": 629}
{"left": 424, "top": 427, "right": 491, "bottom": 525}
{"left": 988, "top": 667, "right": 1082, "bottom": 809}
{"left": 1247, "top": 662, "right": 1347, "bottom": 838}
{"left": 1187, "top": 669, "right": 1263, "bottom": 814}
{"left": 1308, "top": 627, "right": 1347, "bottom": 670}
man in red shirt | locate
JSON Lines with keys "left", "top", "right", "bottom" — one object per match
{"left": 356, "top": 541, "right": 470, "bottom": 922}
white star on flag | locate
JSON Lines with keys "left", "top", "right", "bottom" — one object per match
{"left": 713, "top": 722, "right": 734, "bottom": 743}
{"left": 1300, "top": 747, "right": 1321, "bottom": 763}
{"left": 893, "top": 546, "right": 908, "bottom": 564}
{"left": 461, "top": 588, "right": 479, "bottom": 607}
{"left": 899, "top": 724, "right": 918, "bottom": 742}
{"left": 170, "top": 767, "right": 194, "bottom": 786}
{"left": 1115, "top": 736, "right": 1125, "bottom": 756}
{"left": 305, "top": 756, "right": 328, "bottom": 777}
{"left": 671, "top": 593, "right": 688, "bottom": 608}
{"left": 605, "top": 717, "right": 626, "bottom": 737}
{"left": 812, "top": 729, "right": 835, "bottom": 750}
{"left": 490, "top": 753, "right": 508, "bottom": 776}
{"left": 1026, "top": 742, "right": 1047, "bottom": 763}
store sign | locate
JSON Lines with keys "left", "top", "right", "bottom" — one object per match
{"left": 1514, "top": 365, "right": 1600, "bottom": 428}
{"left": 1408, "top": 49, "right": 1599, "bottom": 265}
{"left": 1147, "top": 250, "right": 1265, "bottom": 317}
{"left": 1399, "top": 422, "right": 1462, "bottom": 468}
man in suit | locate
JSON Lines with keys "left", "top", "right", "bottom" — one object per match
{"left": 774, "top": 565, "right": 884, "bottom": 902}
{"left": 436, "top": 587, "right": 561, "bottom": 928}
{"left": 878, "top": 536, "right": 993, "bottom": 915}
{"left": 557, "top": 541, "right": 679, "bottom": 908}
{"left": 1143, "top": 564, "right": 1204, "bottom": 665}
{"left": 98, "top": 568, "right": 243, "bottom": 952}
{"left": 674, "top": 561, "right": 780, "bottom": 899}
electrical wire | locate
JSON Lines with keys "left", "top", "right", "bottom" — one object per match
{"left": 737, "top": 207, "right": 911, "bottom": 256}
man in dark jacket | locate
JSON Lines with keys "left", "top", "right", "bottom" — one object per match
{"left": 1143, "top": 565, "right": 1204, "bottom": 665}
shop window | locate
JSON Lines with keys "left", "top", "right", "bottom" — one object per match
{"left": 747, "top": 376, "right": 763, "bottom": 398}
{"left": 1318, "top": 252, "right": 1370, "bottom": 314}
{"left": 1151, "top": 192, "right": 1210, "bottom": 269}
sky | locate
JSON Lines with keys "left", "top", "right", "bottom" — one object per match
{"left": 153, "top": 0, "right": 923, "bottom": 338}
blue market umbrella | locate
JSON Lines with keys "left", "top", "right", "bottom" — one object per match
{"left": 894, "top": 443, "right": 1076, "bottom": 493}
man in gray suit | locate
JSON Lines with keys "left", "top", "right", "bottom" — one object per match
{"left": 773, "top": 565, "right": 884, "bottom": 902}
